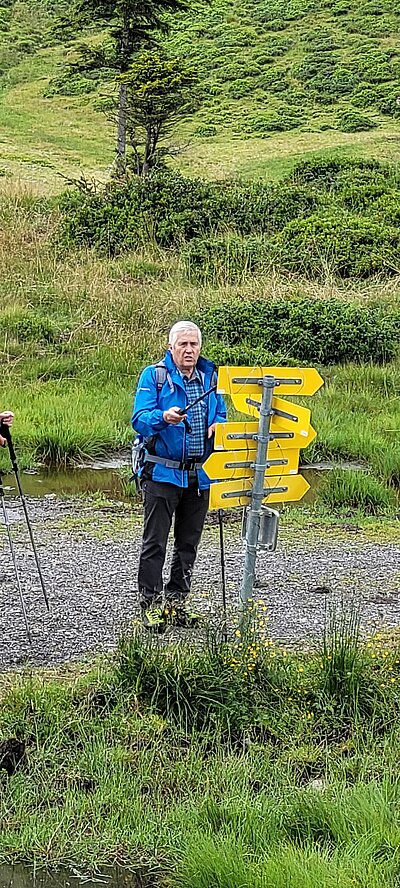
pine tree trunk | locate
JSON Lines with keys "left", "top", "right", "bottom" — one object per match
{"left": 115, "top": 11, "right": 131, "bottom": 177}
{"left": 116, "top": 81, "right": 127, "bottom": 176}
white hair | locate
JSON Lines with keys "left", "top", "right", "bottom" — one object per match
{"left": 169, "top": 321, "right": 202, "bottom": 348}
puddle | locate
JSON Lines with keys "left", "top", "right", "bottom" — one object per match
{"left": 0, "top": 458, "right": 367, "bottom": 504}
{"left": 1, "top": 465, "right": 132, "bottom": 502}
{"left": 0, "top": 864, "right": 152, "bottom": 888}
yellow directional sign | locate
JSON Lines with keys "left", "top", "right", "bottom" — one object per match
{"left": 209, "top": 473, "right": 310, "bottom": 511}
{"left": 214, "top": 421, "right": 316, "bottom": 451}
{"left": 204, "top": 447, "right": 300, "bottom": 481}
{"left": 218, "top": 366, "right": 324, "bottom": 398}
{"left": 229, "top": 395, "right": 312, "bottom": 436}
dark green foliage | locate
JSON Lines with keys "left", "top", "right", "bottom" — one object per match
{"left": 0, "top": 311, "right": 59, "bottom": 343}
{"left": 199, "top": 297, "right": 400, "bottom": 365}
{"left": 59, "top": 158, "right": 400, "bottom": 283}
{"left": 44, "top": 72, "right": 99, "bottom": 97}
{"left": 288, "top": 155, "right": 389, "bottom": 188}
{"left": 271, "top": 211, "right": 400, "bottom": 279}
{"left": 337, "top": 110, "right": 376, "bottom": 132}
{"left": 58, "top": 171, "right": 320, "bottom": 253}
{"left": 242, "top": 106, "right": 304, "bottom": 134}
{"left": 194, "top": 124, "right": 217, "bottom": 136}
{"left": 351, "top": 48, "right": 394, "bottom": 84}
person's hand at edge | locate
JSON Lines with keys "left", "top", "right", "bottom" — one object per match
{"left": 0, "top": 411, "right": 14, "bottom": 446}
{"left": 163, "top": 407, "right": 187, "bottom": 426}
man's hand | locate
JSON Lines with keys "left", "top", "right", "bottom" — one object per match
{"left": 208, "top": 423, "right": 217, "bottom": 438}
{"left": 0, "top": 411, "right": 13, "bottom": 446}
{"left": 163, "top": 406, "right": 187, "bottom": 425}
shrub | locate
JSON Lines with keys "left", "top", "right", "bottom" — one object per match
{"left": 44, "top": 72, "right": 98, "bottom": 97}
{"left": 227, "top": 78, "right": 255, "bottom": 99}
{"left": 337, "top": 110, "right": 376, "bottom": 132}
{"left": 242, "top": 107, "right": 303, "bottom": 134}
{"left": 199, "top": 298, "right": 400, "bottom": 365}
{"left": 271, "top": 211, "right": 400, "bottom": 278}
{"left": 375, "top": 86, "right": 400, "bottom": 118}
{"left": 194, "top": 124, "right": 217, "bottom": 136}
{"left": 288, "top": 155, "right": 385, "bottom": 188}
{"left": 58, "top": 172, "right": 320, "bottom": 253}
{"left": 0, "top": 310, "right": 59, "bottom": 343}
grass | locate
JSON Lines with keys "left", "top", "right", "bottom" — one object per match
{"left": 318, "top": 469, "right": 397, "bottom": 515}
{"left": 2, "top": 617, "right": 400, "bottom": 884}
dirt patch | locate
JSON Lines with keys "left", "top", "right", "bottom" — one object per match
{"left": 0, "top": 495, "right": 399, "bottom": 670}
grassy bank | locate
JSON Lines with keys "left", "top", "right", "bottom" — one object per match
{"left": 1, "top": 618, "right": 400, "bottom": 886}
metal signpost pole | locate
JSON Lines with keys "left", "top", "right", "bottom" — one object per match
{"left": 240, "top": 375, "right": 275, "bottom": 614}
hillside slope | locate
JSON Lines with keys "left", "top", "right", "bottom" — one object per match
{"left": 0, "top": 0, "right": 399, "bottom": 185}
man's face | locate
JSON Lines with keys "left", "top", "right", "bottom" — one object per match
{"left": 170, "top": 330, "right": 201, "bottom": 375}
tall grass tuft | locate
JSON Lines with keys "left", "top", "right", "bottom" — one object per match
{"left": 318, "top": 468, "right": 397, "bottom": 515}
{"left": 310, "top": 606, "right": 386, "bottom": 738}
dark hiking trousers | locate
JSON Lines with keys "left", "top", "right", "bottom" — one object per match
{"left": 138, "top": 475, "right": 209, "bottom": 607}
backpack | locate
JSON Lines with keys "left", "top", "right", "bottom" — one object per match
{"left": 131, "top": 361, "right": 174, "bottom": 488}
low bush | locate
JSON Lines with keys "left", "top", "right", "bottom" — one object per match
{"left": 199, "top": 297, "right": 400, "bottom": 364}
{"left": 271, "top": 211, "right": 400, "bottom": 278}
{"left": 194, "top": 124, "right": 218, "bottom": 136}
{"left": 242, "top": 107, "right": 303, "bottom": 134}
{"left": 58, "top": 172, "right": 319, "bottom": 253}
{"left": 44, "top": 72, "right": 98, "bottom": 97}
{"left": 337, "top": 110, "right": 376, "bottom": 132}
{"left": 289, "top": 155, "right": 385, "bottom": 188}
{"left": 0, "top": 310, "right": 60, "bottom": 343}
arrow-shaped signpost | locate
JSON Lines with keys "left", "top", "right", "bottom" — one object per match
{"left": 204, "top": 365, "right": 324, "bottom": 622}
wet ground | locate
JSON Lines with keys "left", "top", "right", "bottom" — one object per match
{"left": 0, "top": 481, "right": 399, "bottom": 669}
{"left": 0, "top": 864, "right": 149, "bottom": 888}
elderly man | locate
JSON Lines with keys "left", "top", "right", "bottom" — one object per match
{"left": 132, "top": 321, "right": 227, "bottom": 630}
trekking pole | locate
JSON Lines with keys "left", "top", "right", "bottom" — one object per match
{"left": 178, "top": 385, "right": 218, "bottom": 435}
{"left": 0, "top": 424, "right": 50, "bottom": 611}
{"left": 0, "top": 473, "right": 32, "bottom": 643}
{"left": 178, "top": 384, "right": 218, "bottom": 416}
{"left": 218, "top": 509, "right": 228, "bottom": 643}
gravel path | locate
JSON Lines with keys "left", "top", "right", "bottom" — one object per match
{"left": 1, "top": 495, "right": 400, "bottom": 670}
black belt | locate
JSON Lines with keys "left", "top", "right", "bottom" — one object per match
{"left": 146, "top": 454, "right": 205, "bottom": 471}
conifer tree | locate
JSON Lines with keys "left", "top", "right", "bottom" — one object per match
{"left": 74, "top": 0, "right": 187, "bottom": 174}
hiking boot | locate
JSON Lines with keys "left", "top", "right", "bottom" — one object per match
{"left": 141, "top": 603, "right": 167, "bottom": 633}
{"left": 163, "top": 601, "right": 202, "bottom": 628}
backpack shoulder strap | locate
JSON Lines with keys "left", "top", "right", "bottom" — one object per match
{"left": 154, "top": 360, "right": 174, "bottom": 394}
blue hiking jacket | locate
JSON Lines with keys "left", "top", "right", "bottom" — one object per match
{"left": 132, "top": 350, "right": 227, "bottom": 489}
